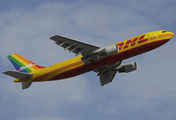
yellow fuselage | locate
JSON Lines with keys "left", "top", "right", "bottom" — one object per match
{"left": 14, "top": 30, "right": 174, "bottom": 82}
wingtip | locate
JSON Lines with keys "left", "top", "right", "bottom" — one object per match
{"left": 48, "top": 35, "right": 56, "bottom": 39}
{"left": 48, "top": 36, "right": 54, "bottom": 39}
{"left": 49, "top": 35, "right": 60, "bottom": 39}
{"left": 3, "top": 71, "right": 9, "bottom": 74}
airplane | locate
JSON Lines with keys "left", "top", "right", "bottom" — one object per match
{"left": 3, "top": 30, "right": 174, "bottom": 89}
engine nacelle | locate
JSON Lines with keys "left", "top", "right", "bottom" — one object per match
{"left": 82, "top": 45, "right": 119, "bottom": 64}
{"left": 100, "top": 45, "right": 119, "bottom": 56}
{"left": 117, "top": 62, "right": 137, "bottom": 73}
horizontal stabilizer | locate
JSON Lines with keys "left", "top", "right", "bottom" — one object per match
{"left": 22, "top": 82, "right": 32, "bottom": 89}
{"left": 3, "top": 70, "right": 33, "bottom": 79}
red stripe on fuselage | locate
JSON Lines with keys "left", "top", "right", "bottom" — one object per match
{"left": 32, "top": 61, "right": 83, "bottom": 82}
{"left": 50, "top": 39, "right": 170, "bottom": 80}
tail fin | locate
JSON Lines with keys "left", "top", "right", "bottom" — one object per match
{"left": 7, "top": 53, "right": 45, "bottom": 73}
{"left": 4, "top": 53, "right": 45, "bottom": 90}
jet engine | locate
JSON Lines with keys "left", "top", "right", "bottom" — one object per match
{"left": 99, "top": 45, "right": 119, "bottom": 56}
{"left": 82, "top": 45, "right": 119, "bottom": 64}
{"left": 116, "top": 62, "right": 137, "bottom": 73}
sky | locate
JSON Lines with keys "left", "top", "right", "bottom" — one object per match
{"left": 0, "top": 0, "right": 176, "bottom": 120}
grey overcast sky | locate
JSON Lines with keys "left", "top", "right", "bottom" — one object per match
{"left": 1, "top": 0, "right": 176, "bottom": 120}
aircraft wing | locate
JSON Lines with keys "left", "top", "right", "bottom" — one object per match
{"left": 22, "top": 82, "right": 32, "bottom": 90}
{"left": 95, "top": 61, "right": 121, "bottom": 86}
{"left": 50, "top": 35, "right": 100, "bottom": 57}
{"left": 99, "top": 70, "right": 118, "bottom": 86}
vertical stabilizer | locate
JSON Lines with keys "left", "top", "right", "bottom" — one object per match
{"left": 7, "top": 53, "right": 45, "bottom": 73}
{"left": 4, "top": 53, "right": 45, "bottom": 90}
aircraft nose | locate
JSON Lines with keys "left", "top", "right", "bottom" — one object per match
{"left": 171, "top": 32, "right": 175, "bottom": 36}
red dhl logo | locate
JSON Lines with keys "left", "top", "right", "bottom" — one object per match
{"left": 117, "top": 34, "right": 149, "bottom": 50}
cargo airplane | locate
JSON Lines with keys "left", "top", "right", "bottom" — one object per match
{"left": 3, "top": 30, "right": 174, "bottom": 89}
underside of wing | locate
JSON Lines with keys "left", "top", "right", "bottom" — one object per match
{"left": 99, "top": 70, "right": 117, "bottom": 86}
{"left": 50, "top": 35, "right": 120, "bottom": 64}
{"left": 96, "top": 61, "right": 138, "bottom": 86}
{"left": 50, "top": 35, "right": 100, "bottom": 56}
{"left": 96, "top": 61, "right": 121, "bottom": 86}
{"left": 22, "top": 82, "right": 32, "bottom": 89}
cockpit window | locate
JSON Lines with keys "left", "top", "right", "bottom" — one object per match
{"left": 162, "top": 30, "right": 167, "bottom": 33}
